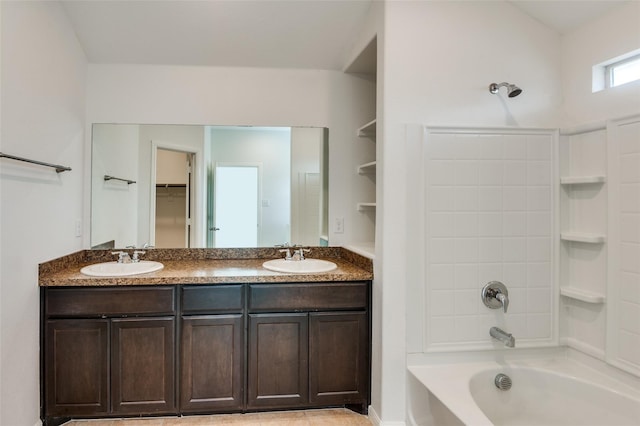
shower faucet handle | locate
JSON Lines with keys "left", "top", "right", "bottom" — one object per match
{"left": 482, "top": 281, "right": 510, "bottom": 313}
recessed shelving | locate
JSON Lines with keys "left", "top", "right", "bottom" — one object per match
{"left": 347, "top": 35, "right": 377, "bottom": 257}
{"left": 560, "top": 232, "right": 606, "bottom": 244}
{"left": 357, "top": 161, "right": 376, "bottom": 174}
{"left": 560, "top": 175, "right": 606, "bottom": 185}
{"left": 357, "top": 119, "right": 377, "bottom": 138}
{"left": 560, "top": 287, "right": 606, "bottom": 304}
{"left": 357, "top": 202, "right": 376, "bottom": 211}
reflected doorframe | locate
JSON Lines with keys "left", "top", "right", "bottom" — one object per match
{"left": 149, "top": 140, "right": 205, "bottom": 248}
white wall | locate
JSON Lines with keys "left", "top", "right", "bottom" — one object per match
{"left": 383, "top": 1, "right": 562, "bottom": 424}
{"left": 85, "top": 64, "right": 375, "bottom": 251}
{"left": 91, "top": 124, "right": 139, "bottom": 248}
{"left": 561, "top": 1, "right": 640, "bottom": 127}
{"left": 558, "top": 0, "right": 640, "bottom": 374}
{"left": 0, "top": 2, "right": 87, "bottom": 424}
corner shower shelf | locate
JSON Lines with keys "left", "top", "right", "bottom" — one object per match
{"left": 560, "top": 232, "right": 606, "bottom": 244}
{"left": 357, "top": 161, "right": 376, "bottom": 174}
{"left": 560, "top": 287, "right": 606, "bottom": 304}
{"left": 357, "top": 119, "right": 377, "bottom": 138}
{"left": 357, "top": 202, "right": 376, "bottom": 211}
{"left": 560, "top": 175, "right": 606, "bottom": 185}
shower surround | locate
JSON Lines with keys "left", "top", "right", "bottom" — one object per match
{"left": 405, "top": 116, "right": 640, "bottom": 424}
{"left": 407, "top": 126, "right": 558, "bottom": 352}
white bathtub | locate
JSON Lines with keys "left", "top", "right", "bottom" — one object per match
{"left": 408, "top": 351, "right": 640, "bottom": 426}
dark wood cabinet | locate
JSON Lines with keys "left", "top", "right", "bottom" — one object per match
{"left": 42, "top": 281, "right": 370, "bottom": 423}
{"left": 45, "top": 319, "right": 109, "bottom": 417}
{"left": 309, "top": 312, "right": 369, "bottom": 406}
{"left": 42, "top": 287, "right": 177, "bottom": 424}
{"left": 247, "top": 313, "right": 309, "bottom": 409}
{"left": 246, "top": 282, "right": 370, "bottom": 412}
{"left": 180, "top": 314, "right": 243, "bottom": 412}
{"left": 180, "top": 285, "right": 244, "bottom": 413}
{"left": 111, "top": 317, "right": 176, "bottom": 414}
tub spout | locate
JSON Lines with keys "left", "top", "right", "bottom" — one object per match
{"left": 490, "top": 326, "right": 515, "bottom": 348}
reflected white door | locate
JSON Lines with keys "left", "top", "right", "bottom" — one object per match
{"left": 213, "top": 165, "right": 259, "bottom": 247}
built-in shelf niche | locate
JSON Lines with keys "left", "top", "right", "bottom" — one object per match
{"left": 560, "top": 287, "right": 606, "bottom": 304}
{"left": 560, "top": 232, "right": 606, "bottom": 244}
{"left": 357, "top": 119, "right": 377, "bottom": 138}
{"left": 559, "top": 124, "right": 608, "bottom": 357}
{"left": 345, "top": 35, "right": 377, "bottom": 259}
{"left": 560, "top": 175, "right": 606, "bottom": 185}
{"left": 355, "top": 118, "right": 376, "bottom": 213}
{"left": 357, "top": 161, "right": 376, "bottom": 175}
{"left": 357, "top": 202, "right": 376, "bottom": 211}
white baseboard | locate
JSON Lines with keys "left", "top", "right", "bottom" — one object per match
{"left": 368, "top": 406, "right": 382, "bottom": 426}
{"left": 368, "top": 405, "right": 406, "bottom": 426}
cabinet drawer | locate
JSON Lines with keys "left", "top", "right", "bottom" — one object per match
{"left": 182, "top": 285, "right": 244, "bottom": 314}
{"left": 248, "top": 282, "right": 368, "bottom": 312}
{"left": 45, "top": 287, "right": 175, "bottom": 317}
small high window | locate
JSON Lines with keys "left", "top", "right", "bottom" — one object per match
{"left": 606, "top": 54, "right": 640, "bottom": 88}
{"left": 593, "top": 49, "right": 640, "bottom": 92}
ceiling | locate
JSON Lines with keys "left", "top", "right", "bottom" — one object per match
{"left": 60, "top": 0, "right": 373, "bottom": 70}
{"left": 508, "top": 0, "right": 629, "bottom": 35}
{"left": 60, "top": 0, "right": 629, "bottom": 70}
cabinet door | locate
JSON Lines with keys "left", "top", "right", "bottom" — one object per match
{"left": 45, "top": 319, "right": 109, "bottom": 417}
{"left": 180, "top": 315, "right": 243, "bottom": 412}
{"left": 247, "top": 313, "right": 308, "bottom": 409}
{"left": 111, "top": 317, "right": 176, "bottom": 414}
{"left": 309, "top": 312, "right": 369, "bottom": 406}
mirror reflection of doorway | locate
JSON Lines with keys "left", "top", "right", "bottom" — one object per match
{"left": 212, "top": 164, "right": 260, "bottom": 247}
{"left": 154, "top": 149, "right": 194, "bottom": 248}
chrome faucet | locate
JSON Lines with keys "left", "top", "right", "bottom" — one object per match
{"left": 112, "top": 251, "right": 132, "bottom": 264}
{"left": 293, "top": 248, "right": 311, "bottom": 260}
{"left": 131, "top": 250, "right": 146, "bottom": 263}
{"left": 276, "top": 243, "right": 310, "bottom": 261}
{"left": 276, "top": 243, "right": 293, "bottom": 260}
{"left": 490, "top": 326, "right": 515, "bottom": 348}
{"left": 482, "top": 281, "right": 510, "bottom": 313}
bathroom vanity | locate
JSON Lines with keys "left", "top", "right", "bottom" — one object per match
{"left": 39, "top": 248, "right": 372, "bottom": 426}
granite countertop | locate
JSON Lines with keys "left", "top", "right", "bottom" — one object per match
{"left": 39, "top": 247, "right": 373, "bottom": 287}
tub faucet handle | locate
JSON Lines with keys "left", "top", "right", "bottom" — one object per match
{"left": 496, "top": 292, "right": 509, "bottom": 313}
{"left": 482, "top": 281, "right": 509, "bottom": 313}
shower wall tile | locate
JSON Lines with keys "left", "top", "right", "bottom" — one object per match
{"left": 611, "top": 118, "right": 640, "bottom": 372}
{"left": 425, "top": 130, "right": 555, "bottom": 350}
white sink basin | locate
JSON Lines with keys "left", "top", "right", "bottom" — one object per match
{"left": 262, "top": 258, "right": 337, "bottom": 274}
{"left": 80, "top": 260, "right": 164, "bottom": 277}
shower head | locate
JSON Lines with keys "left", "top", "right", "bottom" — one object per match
{"left": 489, "top": 82, "right": 522, "bottom": 98}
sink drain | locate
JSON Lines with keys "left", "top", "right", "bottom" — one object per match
{"left": 494, "top": 373, "right": 512, "bottom": 390}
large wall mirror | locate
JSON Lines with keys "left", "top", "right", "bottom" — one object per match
{"left": 91, "top": 124, "right": 329, "bottom": 249}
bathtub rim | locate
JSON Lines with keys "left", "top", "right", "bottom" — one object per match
{"left": 407, "top": 346, "right": 640, "bottom": 426}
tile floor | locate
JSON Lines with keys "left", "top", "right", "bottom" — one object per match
{"left": 63, "top": 408, "right": 372, "bottom": 425}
